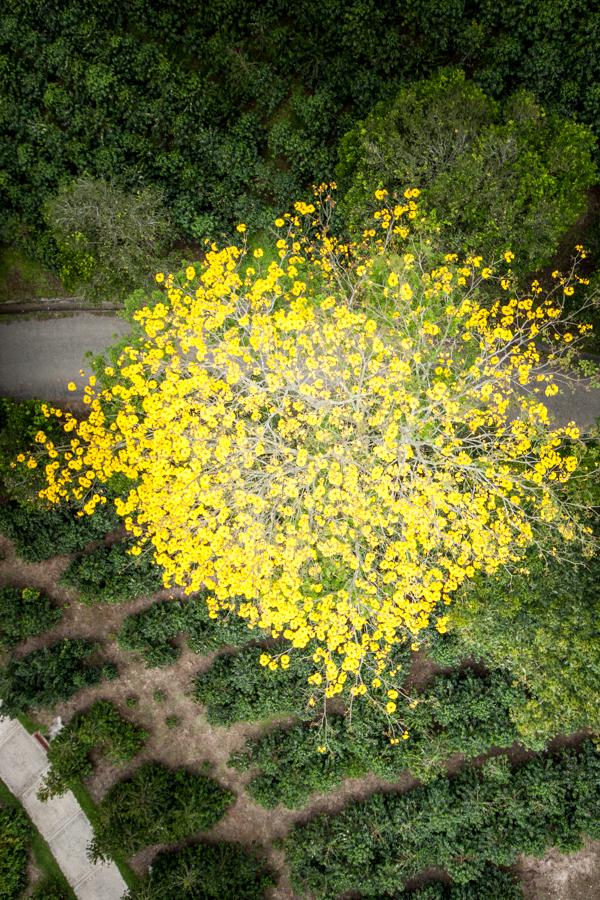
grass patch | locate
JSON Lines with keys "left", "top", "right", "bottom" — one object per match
{"left": 0, "top": 776, "right": 76, "bottom": 898}
{"left": 0, "top": 247, "right": 69, "bottom": 303}
{"left": 17, "top": 711, "right": 41, "bottom": 735}
{"left": 69, "top": 779, "right": 140, "bottom": 892}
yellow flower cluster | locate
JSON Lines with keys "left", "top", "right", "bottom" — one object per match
{"left": 32, "top": 189, "right": 591, "bottom": 699}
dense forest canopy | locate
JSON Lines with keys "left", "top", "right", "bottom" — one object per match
{"left": 2, "top": 0, "right": 600, "bottom": 258}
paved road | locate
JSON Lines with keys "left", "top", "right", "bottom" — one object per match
{"left": 0, "top": 313, "right": 130, "bottom": 404}
{"left": 0, "top": 716, "right": 127, "bottom": 899}
{"left": 0, "top": 312, "right": 598, "bottom": 428}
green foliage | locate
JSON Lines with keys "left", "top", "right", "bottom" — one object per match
{"left": 424, "top": 441, "right": 600, "bottom": 747}
{"left": 118, "top": 594, "right": 259, "bottom": 666}
{"left": 0, "top": 402, "right": 115, "bottom": 571}
{"left": 60, "top": 541, "right": 163, "bottom": 603}
{"left": 0, "top": 246, "right": 67, "bottom": 304}
{"left": 337, "top": 69, "right": 597, "bottom": 271}
{"left": 0, "top": 398, "right": 63, "bottom": 498}
{"left": 0, "top": 585, "right": 62, "bottom": 649}
{"left": 388, "top": 864, "right": 522, "bottom": 898}
{"left": 434, "top": 548, "right": 600, "bottom": 747}
{"left": 231, "top": 669, "right": 525, "bottom": 808}
{"left": 0, "top": 801, "right": 30, "bottom": 900}
{"left": 4, "top": 1, "right": 600, "bottom": 268}
{"left": 0, "top": 639, "right": 113, "bottom": 716}
{"left": 125, "top": 840, "right": 275, "bottom": 899}
{"left": 44, "top": 177, "right": 171, "bottom": 303}
{"left": 89, "top": 762, "right": 234, "bottom": 861}
{"left": 0, "top": 780, "right": 75, "bottom": 899}
{"left": 0, "top": 500, "right": 119, "bottom": 562}
{"left": 39, "top": 700, "right": 147, "bottom": 799}
{"left": 194, "top": 646, "right": 313, "bottom": 724}
{"left": 30, "top": 877, "right": 72, "bottom": 900}
{"left": 284, "top": 740, "right": 600, "bottom": 899}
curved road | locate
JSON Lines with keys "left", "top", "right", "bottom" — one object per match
{"left": 0, "top": 312, "right": 599, "bottom": 428}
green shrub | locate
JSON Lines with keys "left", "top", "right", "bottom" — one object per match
{"left": 0, "top": 802, "right": 30, "bottom": 900}
{"left": 60, "top": 541, "right": 163, "bottom": 603}
{"left": 44, "top": 177, "right": 171, "bottom": 304}
{"left": 426, "top": 535, "right": 600, "bottom": 746}
{"left": 0, "top": 585, "right": 62, "bottom": 649}
{"left": 422, "top": 441, "right": 600, "bottom": 747}
{"left": 337, "top": 69, "right": 597, "bottom": 272}
{"left": 30, "top": 877, "right": 72, "bottom": 900}
{"left": 283, "top": 740, "right": 600, "bottom": 899}
{"left": 39, "top": 700, "right": 147, "bottom": 799}
{"left": 0, "top": 398, "right": 63, "bottom": 497}
{"left": 89, "top": 762, "right": 234, "bottom": 861}
{"left": 0, "top": 639, "right": 113, "bottom": 716}
{"left": 0, "top": 500, "right": 119, "bottom": 562}
{"left": 118, "top": 594, "right": 259, "bottom": 666}
{"left": 232, "top": 669, "right": 525, "bottom": 808}
{"left": 194, "top": 646, "right": 313, "bottom": 725}
{"left": 0, "top": 400, "right": 118, "bottom": 544}
{"left": 124, "top": 840, "right": 275, "bottom": 899}
{"left": 419, "top": 633, "right": 470, "bottom": 670}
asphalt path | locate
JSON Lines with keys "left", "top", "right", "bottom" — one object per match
{"left": 0, "top": 313, "right": 130, "bottom": 404}
{"left": 0, "top": 311, "right": 598, "bottom": 428}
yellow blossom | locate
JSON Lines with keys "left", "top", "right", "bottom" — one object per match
{"left": 34, "top": 188, "right": 590, "bottom": 702}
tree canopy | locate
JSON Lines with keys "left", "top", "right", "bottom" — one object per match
{"left": 26, "top": 190, "right": 595, "bottom": 704}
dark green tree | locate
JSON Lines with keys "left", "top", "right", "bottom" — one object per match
{"left": 337, "top": 69, "right": 596, "bottom": 271}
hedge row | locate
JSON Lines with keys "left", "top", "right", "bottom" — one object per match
{"left": 283, "top": 740, "right": 600, "bottom": 898}
{"left": 39, "top": 700, "right": 146, "bottom": 799}
{"left": 118, "top": 594, "right": 259, "bottom": 666}
{"left": 194, "top": 645, "right": 316, "bottom": 725}
{"left": 0, "top": 501, "right": 119, "bottom": 563}
{"left": 0, "top": 801, "right": 30, "bottom": 900}
{"left": 388, "top": 864, "right": 521, "bottom": 899}
{"left": 124, "top": 841, "right": 275, "bottom": 900}
{"left": 90, "top": 762, "right": 234, "bottom": 861}
{"left": 0, "top": 585, "right": 62, "bottom": 649}
{"left": 0, "top": 639, "right": 116, "bottom": 716}
{"left": 231, "top": 669, "right": 526, "bottom": 808}
{"left": 60, "top": 541, "right": 163, "bottom": 604}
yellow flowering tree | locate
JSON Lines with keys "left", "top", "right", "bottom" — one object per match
{"left": 30, "top": 187, "right": 594, "bottom": 704}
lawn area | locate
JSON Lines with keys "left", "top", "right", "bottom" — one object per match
{"left": 0, "top": 249, "right": 73, "bottom": 304}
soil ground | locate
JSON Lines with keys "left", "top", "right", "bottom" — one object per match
{"left": 519, "top": 840, "right": 600, "bottom": 900}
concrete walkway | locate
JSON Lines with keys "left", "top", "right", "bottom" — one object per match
{"left": 0, "top": 716, "right": 127, "bottom": 900}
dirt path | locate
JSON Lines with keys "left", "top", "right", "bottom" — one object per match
{"left": 519, "top": 840, "right": 600, "bottom": 900}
